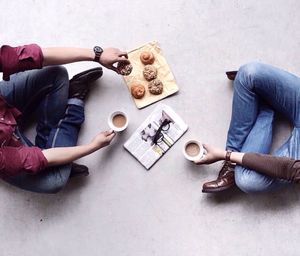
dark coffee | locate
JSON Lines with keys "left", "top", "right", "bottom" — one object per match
{"left": 185, "top": 142, "right": 200, "bottom": 156}
{"left": 112, "top": 114, "right": 126, "bottom": 128}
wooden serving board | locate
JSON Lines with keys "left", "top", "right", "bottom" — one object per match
{"left": 123, "top": 41, "right": 179, "bottom": 109}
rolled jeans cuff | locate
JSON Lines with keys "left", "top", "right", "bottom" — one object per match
{"left": 68, "top": 98, "right": 84, "bottom": 107}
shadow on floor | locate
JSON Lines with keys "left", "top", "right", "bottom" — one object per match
{"left": 203, "top": 184, "right": 300, "bottom": 213}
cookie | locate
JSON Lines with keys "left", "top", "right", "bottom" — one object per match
{"left": 143, "top": 65, "right": 157, "bottom": 81}
{"left": 148, "top": 79, "right": 163, "bottom": 95}
{"left": 117, "top": 62, "right": 133, "bottom": 76}
{"left": 140, "top": 51, "right": 155, "bottom": 65}
{"left": 131, "top": 83, "right": 145, "bottom": 99}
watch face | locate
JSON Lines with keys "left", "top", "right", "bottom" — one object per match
{"left": 94, "top": 46, "right": 103, "bottom": 53}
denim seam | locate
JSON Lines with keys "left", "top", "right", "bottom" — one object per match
{"left": 51, "top": 106, "right": 69, "bottom": 148}
{"left": 43, "top": 94, "right": 49, "bottom": 127}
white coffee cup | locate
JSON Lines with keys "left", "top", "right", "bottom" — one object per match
{"left": 108, "top": 111, "right": 129, "bottom": 132}
{"left": 183, "top": 140, "right": 204, "bottom": 161}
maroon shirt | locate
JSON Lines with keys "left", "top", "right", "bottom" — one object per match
{"left": 0, "top": 44, "right": 47, "bottom": 177}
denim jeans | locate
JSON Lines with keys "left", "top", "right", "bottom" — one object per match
{"left": 0, "top": 66, "right": 85, "bottom": 193}
{"left": 226, "top": 62, "right": 300, "bottom": 193}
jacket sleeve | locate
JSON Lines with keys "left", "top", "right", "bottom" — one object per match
{"left": 0, "top": 44, "right": 44, "bottom": 81}
{"left": 0, "top": 146, "right": 48, "bottom": 177}
{"left": 242, "top": 152, "right": 300, "bottom": 183}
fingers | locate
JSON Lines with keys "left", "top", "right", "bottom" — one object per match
{"left": 100, "top": 130, "right": 116, "bottom": 146}
{"left": 202, "top": 143, "right": 211, "bottom": 154}
{"left": 117, "top": 57, "right": 130, "bottom": 64}
{"left": 193, "top": 155, "right": 207, "bottom": 165}
{"left": 104, "top": 129, "right": 114, "bottom": 136}
{"left": 111, "top": 56, "right": 130, "bottom": 64}
{"left": 105, "top": 130, "right": 116, "bottom": 140}
{"left": 107, "top": 132, "right": 116, "bottom": 142}
{"left": 202, "top": 143, "right": 208, "bottom": 150}
{"left": 105, "top": 131, "right": 116, "bottom": 146}
{"left": 118, "top": 51, "right": 128, "bottom": 59}
{"left": 108, "top": 65, "right": 120, "bottom": 74}
{"left": 193, "top": 160, "right": 200, "bottom": 165}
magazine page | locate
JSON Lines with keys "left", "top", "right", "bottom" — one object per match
{"left": 124, "top": 104, "right": 188, "bottom": 169}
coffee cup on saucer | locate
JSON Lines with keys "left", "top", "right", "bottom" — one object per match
{"left": 108, "top": 111, "right": 128, "bottom": 132}
{"left": 183, "top": 140, "right": 205, "bottom": 161}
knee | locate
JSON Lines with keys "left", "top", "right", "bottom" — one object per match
{"left": 238, "top": 61, "right": 263, "bottom": 77}
{"left": 47, "top": 66, "right": 69, "bottom": 88}
{"left": 48, "top": 66, "right": 69, "bottom": 96}
{"left": 235, "top": 166, "right": 271, "bottom": 194}
{"left": 44, "top": 179, "right": 67, "bottom": 194}
{"left": 235, "top": 172, "right": 259, "bottom": 194}
{"left": 46, "top": 66, "right": 68, "bottom": 79}
{"left": 45, "top": 183, "right": 64, "bottom": 194}
{"left": 41, "top": 168, "right": 70, "bottom": 194}
{"left": 236, "top": 61, "right": 266, "bottom": 88}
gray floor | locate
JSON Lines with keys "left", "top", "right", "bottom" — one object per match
{"left": 1, "top": 0, "right": 300, "bottom": 255}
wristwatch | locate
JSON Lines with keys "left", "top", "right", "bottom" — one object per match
{"left": 93, "top": 46, "right": 103, "bottom": 62}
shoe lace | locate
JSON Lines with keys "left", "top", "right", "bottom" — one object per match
{"left": 219, "top": 161, "right": 230, "bottom": 177}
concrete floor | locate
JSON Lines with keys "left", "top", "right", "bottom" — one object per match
{"left": 1, "top": 0, "right": 300, "bottom": 255}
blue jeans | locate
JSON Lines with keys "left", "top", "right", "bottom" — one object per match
{"left": 226, "top": 62, "right": 300, "bottom": 193}
{"left": 0, "top": 66, "right": 85, "bottom": 193}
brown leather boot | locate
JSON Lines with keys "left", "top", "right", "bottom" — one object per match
{"left": 202, "top": 161, "right": 236, "bottom": 193}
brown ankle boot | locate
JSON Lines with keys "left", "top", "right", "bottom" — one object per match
{"left": 202, "top": 161, "right": 236, "bottom": 193}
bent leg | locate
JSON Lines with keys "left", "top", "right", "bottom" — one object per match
{"left": 234, "top": 106, "right": 289, "bottom": 193}
{"left": 247, "top": 63, "right": 300, "bottom": 126}
{"left": 4, "top": 165, "right": 71, "bottom": 194}
{"left": 237, "top": 128, "right": 300, "bottom": 194}
{"left": 2, "top": 67, "right": 85, "bottom": 193}
{"left": 5, "top": 102, "right": 85, "bottom": 194}
{"left": 226, "top": 61, "right": 300, "bottom": 151}
{"left": 226, "top": 62, "right": 260, "bottom": 151}
{"left": 226, "top": 62, "right": 300, "bottom": 193}
{"left": 45, "top": 101, "right": 84, "bottom": 149}
{"left": 273, "top": 127, "right": 300, "bottom": 159}
{"left": 0, "top": 66, "right": 69, "bottom": 126}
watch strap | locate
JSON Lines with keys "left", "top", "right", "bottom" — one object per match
{"left": 225, "top": 150, "right": 232, "bottom": 162}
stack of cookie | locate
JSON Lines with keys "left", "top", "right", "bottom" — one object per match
{"left": 130, "top": 51, "right": 164, "bottom": 99}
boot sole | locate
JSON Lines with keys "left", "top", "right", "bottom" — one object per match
{"left": 202, "top": 184, "right": 235, "bottom": 193}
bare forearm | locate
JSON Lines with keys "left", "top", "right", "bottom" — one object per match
{"left": 42, "top": 130, "right": 115, "bottom": 166}
{"left": 213, "top": 149, "right": 245, "bottom": 164}
{"left": 230, "top": 152, "right": 244, "bottom": 164}
{"left": 42, "top": 47, "right": 94, "bottom": 66}
{"left": 42, "top": 143, "right": 98, "bottom": 166}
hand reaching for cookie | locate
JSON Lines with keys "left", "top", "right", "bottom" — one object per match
{"left": 99, "top": 48, "right": 130, "bottom": 74}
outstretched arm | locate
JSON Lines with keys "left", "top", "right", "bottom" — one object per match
{"left": 42, "top": 47, "right": 94, "bottom": 65}
{"left": 0, "top": 44, "right": 130, "bottom": 81}
{"left": 42, "top": 47, "right": 129, "bottom": 73}
{"left": 194, "top": 144, "right": 300, "bottom": 183}
{"left": 42, "top": 130, "right": 115, "bottom": 166}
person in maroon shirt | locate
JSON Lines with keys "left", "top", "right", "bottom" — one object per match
{"left": 0, "top": 44, "right": 129, "bottom": 193}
